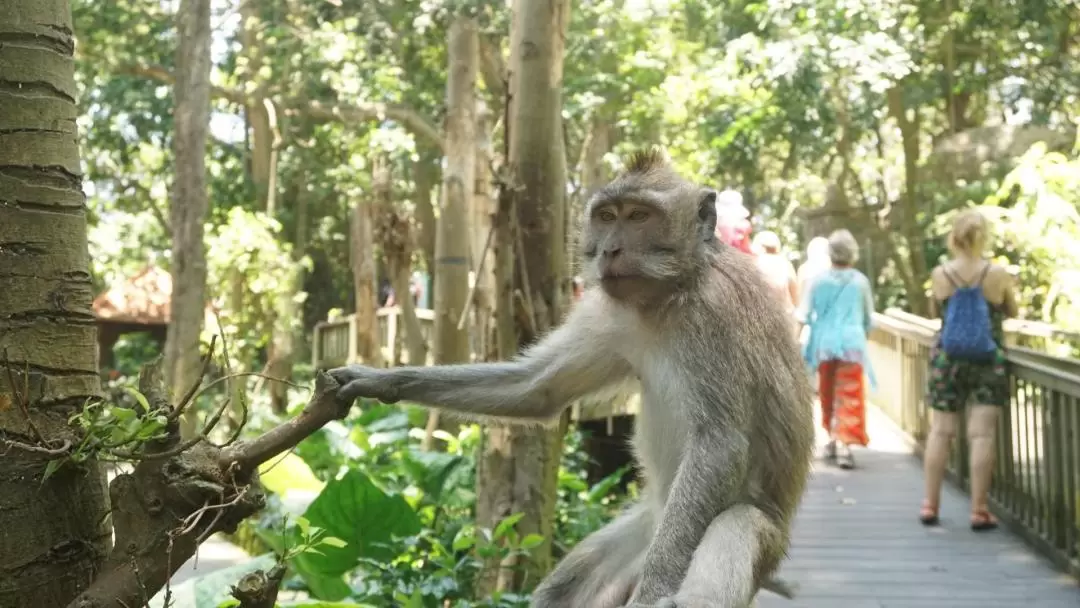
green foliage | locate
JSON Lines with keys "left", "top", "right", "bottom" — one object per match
{"left": 43, "top": 392, "right": 170, "bottom": 482}
{"left": 980, "top": 142, "right": 1080, "bottom": 331}
{"left": 199, "top": 404, "right": 631, "bottom": 607}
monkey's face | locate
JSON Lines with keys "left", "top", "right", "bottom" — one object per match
{"left": 581, "top": 200, "right": 684, "bottom": 301}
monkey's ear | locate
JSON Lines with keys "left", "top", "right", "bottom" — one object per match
{"left": 697, "top": 189, "right": 718, "bottom": 241}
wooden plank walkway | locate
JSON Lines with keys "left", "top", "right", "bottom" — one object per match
{"left": 757, "top": 405, "right": 1080, "bottom": 608}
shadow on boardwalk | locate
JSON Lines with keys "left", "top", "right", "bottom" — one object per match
{"left": 758, "top": 405, "right": 1079, "bottom": 608}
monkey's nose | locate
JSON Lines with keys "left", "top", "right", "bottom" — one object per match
{"left": 603, "top": 247, "right": 622, "bottom": 258}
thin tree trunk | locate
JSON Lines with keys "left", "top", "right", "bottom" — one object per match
{"left": 165, "top": 0, "right": 212, "bottom": 437}
{"left": 373, "top": 157, "right": 428, "bottom": 367}
{"left": 413, "top": 150, "right": 439, "bottom": 279}
{"left": 239, "top": 0, "right": 273, "bottom": 211}
{"left": 471, "top": 100, "right": 497, "bottom": 361}
{"left": 427, "top": 16, "right": 478, "bottom": 445}
{"left": 476, "top": 0, "right": 571, "bottom": 592}
{"left": 350, "top": 200, "right": 384, "bottom": 367}
{"left": 0, "top": 1, "right": 111, "bottom": 605}
{"left": 886, "top": 85, "right": 930, "bottom": 315}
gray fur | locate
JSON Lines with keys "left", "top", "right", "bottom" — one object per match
{"left": 330, "top": 152, "right": 815, "bottom": 608}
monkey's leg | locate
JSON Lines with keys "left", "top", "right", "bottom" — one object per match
{"left": 530, "top": 502, "right": 654, "bottom": 608}
{"left": 657, "top": 504, "right": 786, "bottom": 608}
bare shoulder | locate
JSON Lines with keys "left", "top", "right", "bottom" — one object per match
{"left": 929, "top": 265, "right": 951, "bottom": 299}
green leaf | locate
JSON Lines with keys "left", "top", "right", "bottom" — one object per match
{"left": 41, "top": 459, "right": 64, "bottom": 484}
{"left": 519, "top": 534, "right": 544, "bottom": 550}
{"left": 399, "top": 448, "right": 464, "bottom": 501}
{"left": 122, "top": 387, "right": 152, "bottom": 412}
{"left": 321, "top": 536, "right": 348, "bottom": 548}
{"left": 290, "top": 470, "right": 421, "bottom": 597}
{"left": 451, "top": 526, "right": 476, "bottom": 552}
{"left": 296, "top": 516, "right": 311, "bottom": 537}
{"left": 493, "top": 512, "right": 525, "bottom": 541}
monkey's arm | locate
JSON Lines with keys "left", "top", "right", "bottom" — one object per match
{"left": 330, "top": 295, "right": 632, "bottom": 420}
{"left": 631, "top": 425, "right": 750, "bottom": 603}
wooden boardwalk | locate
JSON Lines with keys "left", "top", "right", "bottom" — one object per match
{"left": 757, "top": 405, "right": 1080, "bottom": 608}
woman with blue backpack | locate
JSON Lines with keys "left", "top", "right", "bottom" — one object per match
{"left": 920, "top": 209, "right": 1019, "bottom": 531}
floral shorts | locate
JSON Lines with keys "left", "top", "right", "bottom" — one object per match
{"left": 927, "top": 347, "right": 1009, "bottom": 412}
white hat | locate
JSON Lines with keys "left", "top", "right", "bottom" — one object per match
{"left": 715, "top": 189, "right": 749, "bottom": 219}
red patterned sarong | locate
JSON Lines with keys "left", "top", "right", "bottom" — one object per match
{"left": 818, "top": 360, "right": 869, "bottom": 446}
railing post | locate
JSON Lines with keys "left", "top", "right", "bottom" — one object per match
{"left": 386, "top": 308, "right": 398, "bottom": 367}
{"left": 347, "top": 315, "right": 358, "bottom": 365}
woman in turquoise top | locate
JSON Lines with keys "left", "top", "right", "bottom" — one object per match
{"left": 799, "top": 229, "right": 876, "bottom": 469}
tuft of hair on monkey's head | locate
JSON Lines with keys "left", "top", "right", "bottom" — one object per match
{"left": 579, "top": 146, "right": 720, "bottom": 304}
{"left": 622, "top": 145, "right": 671, "bottom": 175}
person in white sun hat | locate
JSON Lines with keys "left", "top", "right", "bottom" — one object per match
{"left": 714, "top": 188, "right": 753, "bottom": 254}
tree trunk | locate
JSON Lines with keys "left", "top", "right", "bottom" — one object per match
{"left": 350, "top": 199, "right": 384, "bottom": 367}
{"left": 373, "top": 158, "right": 428, "bottom": 367}
{"left": 476, "top": 0, "right": 571, "bottom": 592}
{"left": 165, "top": 0, "right": 212, "bottom": 437}
{"left": 413, "top": 150, "right": 439, "bottom": 278}
{"left": 426, "top": 16, "right": 478, "bottom": 444}
{"left": 886, "top": 85, "right": 930, "bottom": 315}
{"left": 0, "top": 1, "right": 111, "bottom": 605}
{"left": 239, "top": 0, "right": 273, "bottom": 211}
{"left": 471, "top": 100, "right": 497, "bottom": 361}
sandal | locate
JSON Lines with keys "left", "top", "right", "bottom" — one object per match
{"left": 823, "top": 440, "right": 837, "bottom": 461}
{"left": 836, "top": 445, "right": 855, "bottom": 470}
{"left": 970, "top": 509, "right": 998, "bottom": 532}
{"left": 919, "top": 501, "right": 939, "bottom": 526}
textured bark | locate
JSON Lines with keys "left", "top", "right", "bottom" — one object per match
{"left": 471, "top": 100, "right": 497, "bottom": 360}
{"left": 476, "top": 0, "right": 571, "bottom": 592}
{"left": 0, "top": 1, "right": 110, "bottom": 605}
{"left": 350, "top": 200, "right": 384, "bottom": 367}
{"left": 426, "top": 16, "right": 479, "bottom": 443}
{"left": 373, "top": 158, "right": 427, "bottom": 366}
{"left": 164, "top": 0, "right": 212, "bottom": 435}
{"left": 886, "top": 85, "right": 929, "bottom": 316}
{"left": 413, "top": 151, "right": 439, "bottom": 277}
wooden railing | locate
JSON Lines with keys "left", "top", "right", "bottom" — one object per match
{"left": 868, "top": 309, "right": 1080, "bottom": 578}
{"left": 312, "top": 307, "right": 436, "bottom": 369}
{"left": 311, "top": 308, "right": 637, "bottom": 422}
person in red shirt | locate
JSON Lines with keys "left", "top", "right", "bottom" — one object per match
{"left": 714, "top": 189, "right": 753, "bottom": 254}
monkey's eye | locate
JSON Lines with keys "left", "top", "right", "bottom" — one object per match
{"left": 598, "top": 210, "right": 617, "bottom": 222}
{"left": 628, "top": 209, "right": 650, "bottom": 222}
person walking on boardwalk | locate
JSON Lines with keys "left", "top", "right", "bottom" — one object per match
{"left": 920, "top": 209, "right": 1019, "bottom": 531}
{"left": 801, "top": 229, "right": 876, "bottom": 470}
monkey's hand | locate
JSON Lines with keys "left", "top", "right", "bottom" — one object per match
{"left": 329, "top": 365, "right": 402, "bottom": 404}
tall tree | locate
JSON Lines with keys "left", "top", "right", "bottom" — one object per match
{"left": 163, "top": 0, "right": 212, "bottom": 433}
{"left": 0, "top": 0, "right": 110, "bottom": 605}
{"left": 350, "top": 198, "right": 384, "bottom": 367}
{"left": 477, "top": 0, "right": 571, "bottom": 591}
{"left": 425, "top": 15, "right": 478, "bottom": 445}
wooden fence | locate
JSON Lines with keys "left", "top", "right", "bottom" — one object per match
{"left": 867, "top": 309, "right": 1080, "bottom": 579}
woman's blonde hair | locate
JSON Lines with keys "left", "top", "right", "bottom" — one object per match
{"left": 948, "top": 209, "right": 990, "bottom": 255}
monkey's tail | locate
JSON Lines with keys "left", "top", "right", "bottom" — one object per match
{"left": 761, "top": 576, "right": 798, "bottom": 599}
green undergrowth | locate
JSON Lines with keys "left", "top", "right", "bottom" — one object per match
{"left": 174, "top": 400, "right": 633, "bottom": 608}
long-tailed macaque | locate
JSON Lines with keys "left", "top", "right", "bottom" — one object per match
{"left": 330, "top": 148, "right": 815, "bottom": 608}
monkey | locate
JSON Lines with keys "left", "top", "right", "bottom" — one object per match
{"left": 329, "top": 147, "right": 815, "bottom": 608}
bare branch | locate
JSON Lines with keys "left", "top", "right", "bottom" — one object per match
{"left": 65, "top": 372, "right": 349, "bottom": 608}
{"left": 478, "top": 34, "right": 507, "bottom": 102}
{"left": 231, "top": 564, "right": 287, "bottom": 608}
{"left": 219, "top": 372, "right": 347, "bottom": 476}
{"left": 106, "top": 61, "right": 445, "bottom": 151}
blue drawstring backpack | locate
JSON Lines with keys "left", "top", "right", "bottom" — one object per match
{"left": 939, "top": 263, "right": 998, "bottom": 361}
